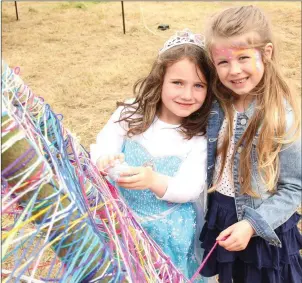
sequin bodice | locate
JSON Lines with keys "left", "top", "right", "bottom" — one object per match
{"left": 118, "top": 138, "right": 203, "bottom": 281}
{"left": 120, "top": 139, "right": 183, "bottom": 217}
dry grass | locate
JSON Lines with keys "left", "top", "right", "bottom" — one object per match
{"left": 2, "top": 1, "right": 301, "bottom": 149}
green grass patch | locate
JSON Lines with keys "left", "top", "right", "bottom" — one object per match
{"left": 58, "top": 2, "right": 87, "bottom": 10}
{"left": 28, "top": 7, "right": 38, "bottom": 13}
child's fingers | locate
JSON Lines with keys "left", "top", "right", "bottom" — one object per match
{"left": 218, "top": 235, "right": 235, "bottom": 248}
{"left": 99, "top": 170, "right": 108, "bottom": 176}
{"left": 117, "top": 173, "right": 140, "bottom": 184}
{"left": 118, "top": 153, "right": 125, "bottom": 162}
{"left": 223, "top": 242, "right": 241, "bottom": 251}
{"left": 108, "top": 154, "right": 124, "bottom": 166}
{"left": 119, "top": 166, "right": 140, "bottom": 177}
{"left": 98, "top": 160, "right": 109, "bottom": 175}
{"left": 216, "top": 227, "right": 233, "bottom": 241}
{"left": 117, "top": 181, "right": 140, "bottom": 189}
{"left": 108, "top": 155, "right": 117, "bottom": 166}
{"left": 96, "top": 157, "right": 108, "bottom": 171}
{"left": 96, "top": 155, "right": 116, "bottom": 171}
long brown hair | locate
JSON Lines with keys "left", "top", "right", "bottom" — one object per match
{"left": 116, "top": 44, "right": 214, "bottom": 139}
{"left": 206, "top": 5, "right": 301, "bottom": 196}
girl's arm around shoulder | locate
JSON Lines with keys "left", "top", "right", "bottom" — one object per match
{"left": 158, "top": 135, "right": 207, "bottom": 203}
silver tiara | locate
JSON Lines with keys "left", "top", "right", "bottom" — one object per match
{"left": 159, "top": 28, "right": 205, "bottom": 55}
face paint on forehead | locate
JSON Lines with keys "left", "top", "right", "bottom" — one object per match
{"left": 213, "top": 47, "right": 262, "bottom": 65}
{"left": 213, "top": 47, "right": 253, "bottom": 58}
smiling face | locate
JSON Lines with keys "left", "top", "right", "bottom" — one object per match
{"left": 159, "top": 57, "right": 208, "bottom": 125}
{"left": 211, "top": 34, "right": 265, "bottom": 98}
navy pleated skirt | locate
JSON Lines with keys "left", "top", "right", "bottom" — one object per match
{"left": 199, "top": 191, "right": 302, "bottom": 283}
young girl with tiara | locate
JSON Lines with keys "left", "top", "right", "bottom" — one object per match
{"left": 199, "top": 5, "right": 302, "bottom": 283}
{"left": 90, "top": 29, "right": 214, "bottom": 280}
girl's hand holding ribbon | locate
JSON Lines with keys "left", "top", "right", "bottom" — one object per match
{"left": 96, "top": 154, "right": 125, "bottom": 175}
{"left": 216, "top": 220, "right": 255, "bottom": 251}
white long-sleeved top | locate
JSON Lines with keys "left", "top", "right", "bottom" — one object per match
{"left": 90, "top": 106, "right": 207, "bottom": 203}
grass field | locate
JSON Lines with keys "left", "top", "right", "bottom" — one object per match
{"left": 2, "top": 1, "right": 301, "bottom": 149}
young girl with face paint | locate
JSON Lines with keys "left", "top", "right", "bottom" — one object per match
{"left": 91, "top": 30, "right": 215, "bottom": 281}
{"left": 199, "top": 5, "right": 302, "bottom": 283}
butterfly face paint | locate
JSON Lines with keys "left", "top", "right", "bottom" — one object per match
{"left": 212, "top": 48, "right": 263, "bottom": 72}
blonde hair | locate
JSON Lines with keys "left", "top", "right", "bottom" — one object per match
{"left": 207, "top": 5, "right": 301, "bottom": 196}
{"left": 117, "top": 44, "right": 214, "bottom": 139}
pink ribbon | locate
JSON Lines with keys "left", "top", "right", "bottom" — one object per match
{"left": 189, "top": 236, "right": 228, "bottom": 282}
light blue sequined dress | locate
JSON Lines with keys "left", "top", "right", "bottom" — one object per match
{"left": 118, "top": 139, "right": 203, "bottom": 281}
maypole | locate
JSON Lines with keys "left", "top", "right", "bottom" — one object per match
{"left": 1, "top": 61, "right": 186, "bottom": 283}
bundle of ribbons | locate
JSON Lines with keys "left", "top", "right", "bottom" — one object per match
{"left": 1, "top": 61, "right": 186, "bottom": 283}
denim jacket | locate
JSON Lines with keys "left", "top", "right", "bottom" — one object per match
{"left": 207, "top": 100, "right": 301, "bottom": 247}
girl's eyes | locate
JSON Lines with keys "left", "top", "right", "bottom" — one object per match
{"left": 217, "top": 56, "right": 251, "bottom": 65}
{"left": 195, "top": 84, "right": 204, "bottom": 89}
{"left": 172, "top": 81, "right": 204, "bottom": 88}
{"left": 239, "top": 56, "right": 250, "bottom": 60}
{"left": 217, "top": 60, "right": 228, "bottom": 65}
{"left": 172, "top": 81, "right": 182, "bottom": 85}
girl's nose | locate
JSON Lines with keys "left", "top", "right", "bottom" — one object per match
{"left": 229, "top": 61, "right": 242, "bottom": 75}
{"left": 181, "top": 87, "right": 193, "bottom": 100}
